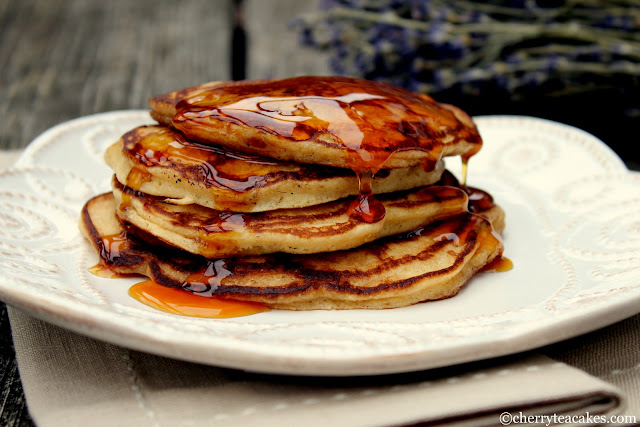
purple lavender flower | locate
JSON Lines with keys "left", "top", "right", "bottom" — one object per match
{"left": 294, "top": 0, "right": 640, "bottom": 100}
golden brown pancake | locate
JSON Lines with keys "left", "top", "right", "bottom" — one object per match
{"left": 80, "top": 193, "right": 504, "bottom": 310}
{"left": 106, "top": 125, "right": 446, "bottom": 212}
{"left": 112, "top": 177, "right": 471, "bottom": 257}
{"left": 149, "top": 76, "right": 482, "bottom": 171}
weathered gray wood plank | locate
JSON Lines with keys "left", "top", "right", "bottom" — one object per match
{"left": 0, "top": 305, "right": 31, "bottom": 427}
{"left": 0, "top": 0, "right": 232, "bottom": 149}
{"left": 245, "top": 0, "right": 331, "bottom": 79}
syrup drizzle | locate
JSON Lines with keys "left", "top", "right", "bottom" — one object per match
{"left": 461, "top": 157, "right": 469, "bottom": 187}
{"left": 181, "top": 259, "right": 232, "bottom": 296}
{"left": 431, "top": 169, "right": 510, "bottom": 269}
{"left": 435, "top": 170, "right": 494, "bottom": 214}
{"left": 89, "top": 231, "right": 145, "bottom": 278}
{"left": 129, "top": 280, "right": 269, "bottom": 318}
{"left": 172, "top": 76, "right": 482, "bottom": 223}
{"left": 461, "top": 186, "right": 494, "bottom": 214}
{"left": 480, "top": 256, "right": 514, "bottom": 273}
{"left": 202, "top": 211, "right": 247, "bottom": 233}
{"left": 121, "top": 126, "right": 284, "bottom": 194}
{"left": 98, "top": 231, "right": 129, "bottom": 263}
{"left": 346, "top": 169, "right": 386, "bottom": 222}
{"left": 125, "top": 166, "right": 153, "bottom": 189}
{"left": 92, "top": 232, "right": 269, "bottom": 318}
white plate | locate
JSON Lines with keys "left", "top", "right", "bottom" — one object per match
{"left": 1, "top": 111, "right": 639, "bottom": 376}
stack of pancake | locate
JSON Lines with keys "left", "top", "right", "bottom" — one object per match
{"left": 80, "top": 76, "right": 505, "bottom": 310}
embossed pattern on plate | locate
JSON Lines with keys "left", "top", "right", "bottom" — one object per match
{"left": 0, "top": 111, "right": 638, "bottom": 375}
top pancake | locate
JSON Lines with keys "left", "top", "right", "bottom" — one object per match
{"left": 149, "top": 76, "right": 483, "bottom": 170}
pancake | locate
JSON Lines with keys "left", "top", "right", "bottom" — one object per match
{"left": 112, "top": 176, "right": 470, "bottom": 257}
{"left": 106, "top": 125, "right": 446, "bottom": 212}
{"left": 149, "top": 76, "right": 482, "bottom": 171}
{"left": 80, "top": 193, "right": 504, "bottom": 310}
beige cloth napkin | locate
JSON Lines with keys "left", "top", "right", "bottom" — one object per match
{"left": 1, "top": 149, "right": 637, "bottom": 426}
{"left": 0, "top": 149, "right": 22, "bottom": 170}
{"left": 6, "top": 308, "right": 628, "bottom": 427}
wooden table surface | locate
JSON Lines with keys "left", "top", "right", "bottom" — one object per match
{"left": 1, "top": 1, "right": 637, "bottom": 425}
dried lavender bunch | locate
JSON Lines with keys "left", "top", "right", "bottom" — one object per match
{"left": 295, "top": 0, "right": 640, "bottom": 101}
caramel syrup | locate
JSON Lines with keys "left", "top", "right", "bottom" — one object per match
{"left": 480, "top": 256, "right": 514, "bottom": 273}
{"left": 346, "top": 169, "right": 386, "bottom": 222}
{"left": 122, "top": 126, "right": 284, "bottom": 193}
{"left": 430, "top": 169, "right": 510, "bottom": 269}
{"left": 461, "top": 186, "right": 494, "bottom": 213}
{"left": 87, "top": 230, "right": 144, "bottom": 277}
{"left": 90, "top": 241, "right": 268, "bottom": 318}
{"left": 172, "top": 76, "right": 482, "bottom": 223}
{"left": 129, "top": 280, "right": 269, "bottom": 318}
{"left": 125, "top": 166, "right": 153, "bottom": 189}
{"left": 181, "top": 259, "right": 231, "bottom": 296}
{"left": 435, "top": 170, "right": 494, "bottom": 214}
{"left": 90, "top": 231, "right": 147, "bottom": 278}
{"left": 202, "top": 211, "right": 247, "bottom": 233}
{"left": 98, "top": 231, "right": 129, "bottom": 263}
{"left": 461, "top": 157, "right": 469, "bottom": 186}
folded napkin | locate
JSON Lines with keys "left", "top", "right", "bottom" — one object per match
{"left": 7, "top": 307, "right": 627, "bottom": 427}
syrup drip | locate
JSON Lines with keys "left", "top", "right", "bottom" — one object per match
{"left": 203, "top": 211, "right": 247, "bottom": 233}
{"left": 392, "top": 209, "right": 503, "bottom": 278}
{"left": 435, "top": 214, "right": 486, "bottom": 246}
{"left": 436, "top": 169, "right": 462, "bottom": 187}
{"left": 173, "top": 76, "right": 482, "bottom": 223}
{"left": 89, "top": 252, "right": 268, "bottom": 318}
{"left": 129, "top": 280, "right": 269, "bottom": 318}
{"left": 99, "top": 231, "right": 129, "bottom": 263}
{"left": 347, "top": 169, "right": 386, "bottom": 222}
{"left": 433, "top": 232, "right": 460, "bottom": 245}
{"left": 125, "top": 166, "right": 152, "bottom": 189}
{"left": 459, "top": 133, "right": 482, "bottom": 186}
{"left": 480, "top": 256, "right": 513, "bottom": 273}
{"left": 462, "top": 186, "right": 494, "bottom": 214}
{"left": 122, "top": 126, "right": 283, "bottom": 193}
{"left": 117, "top": 181, "right": 143, "bottom": 211}
{"left": 90, "top": 232, "right": 143, "bottom": 278}
{"left": 461, "top": 157, "right": 469, "bottom": 187}
{"left": 181, "top": 259, "right": 231, "bottom": 297}
{"left": 435, "top": 170, "right": 494, "bottom": 214}
{"left": 89, "top": 264, "right": 140, "bottom": 279}
{"left": 430, "top": 170, "right": 510, "bottom": 270}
